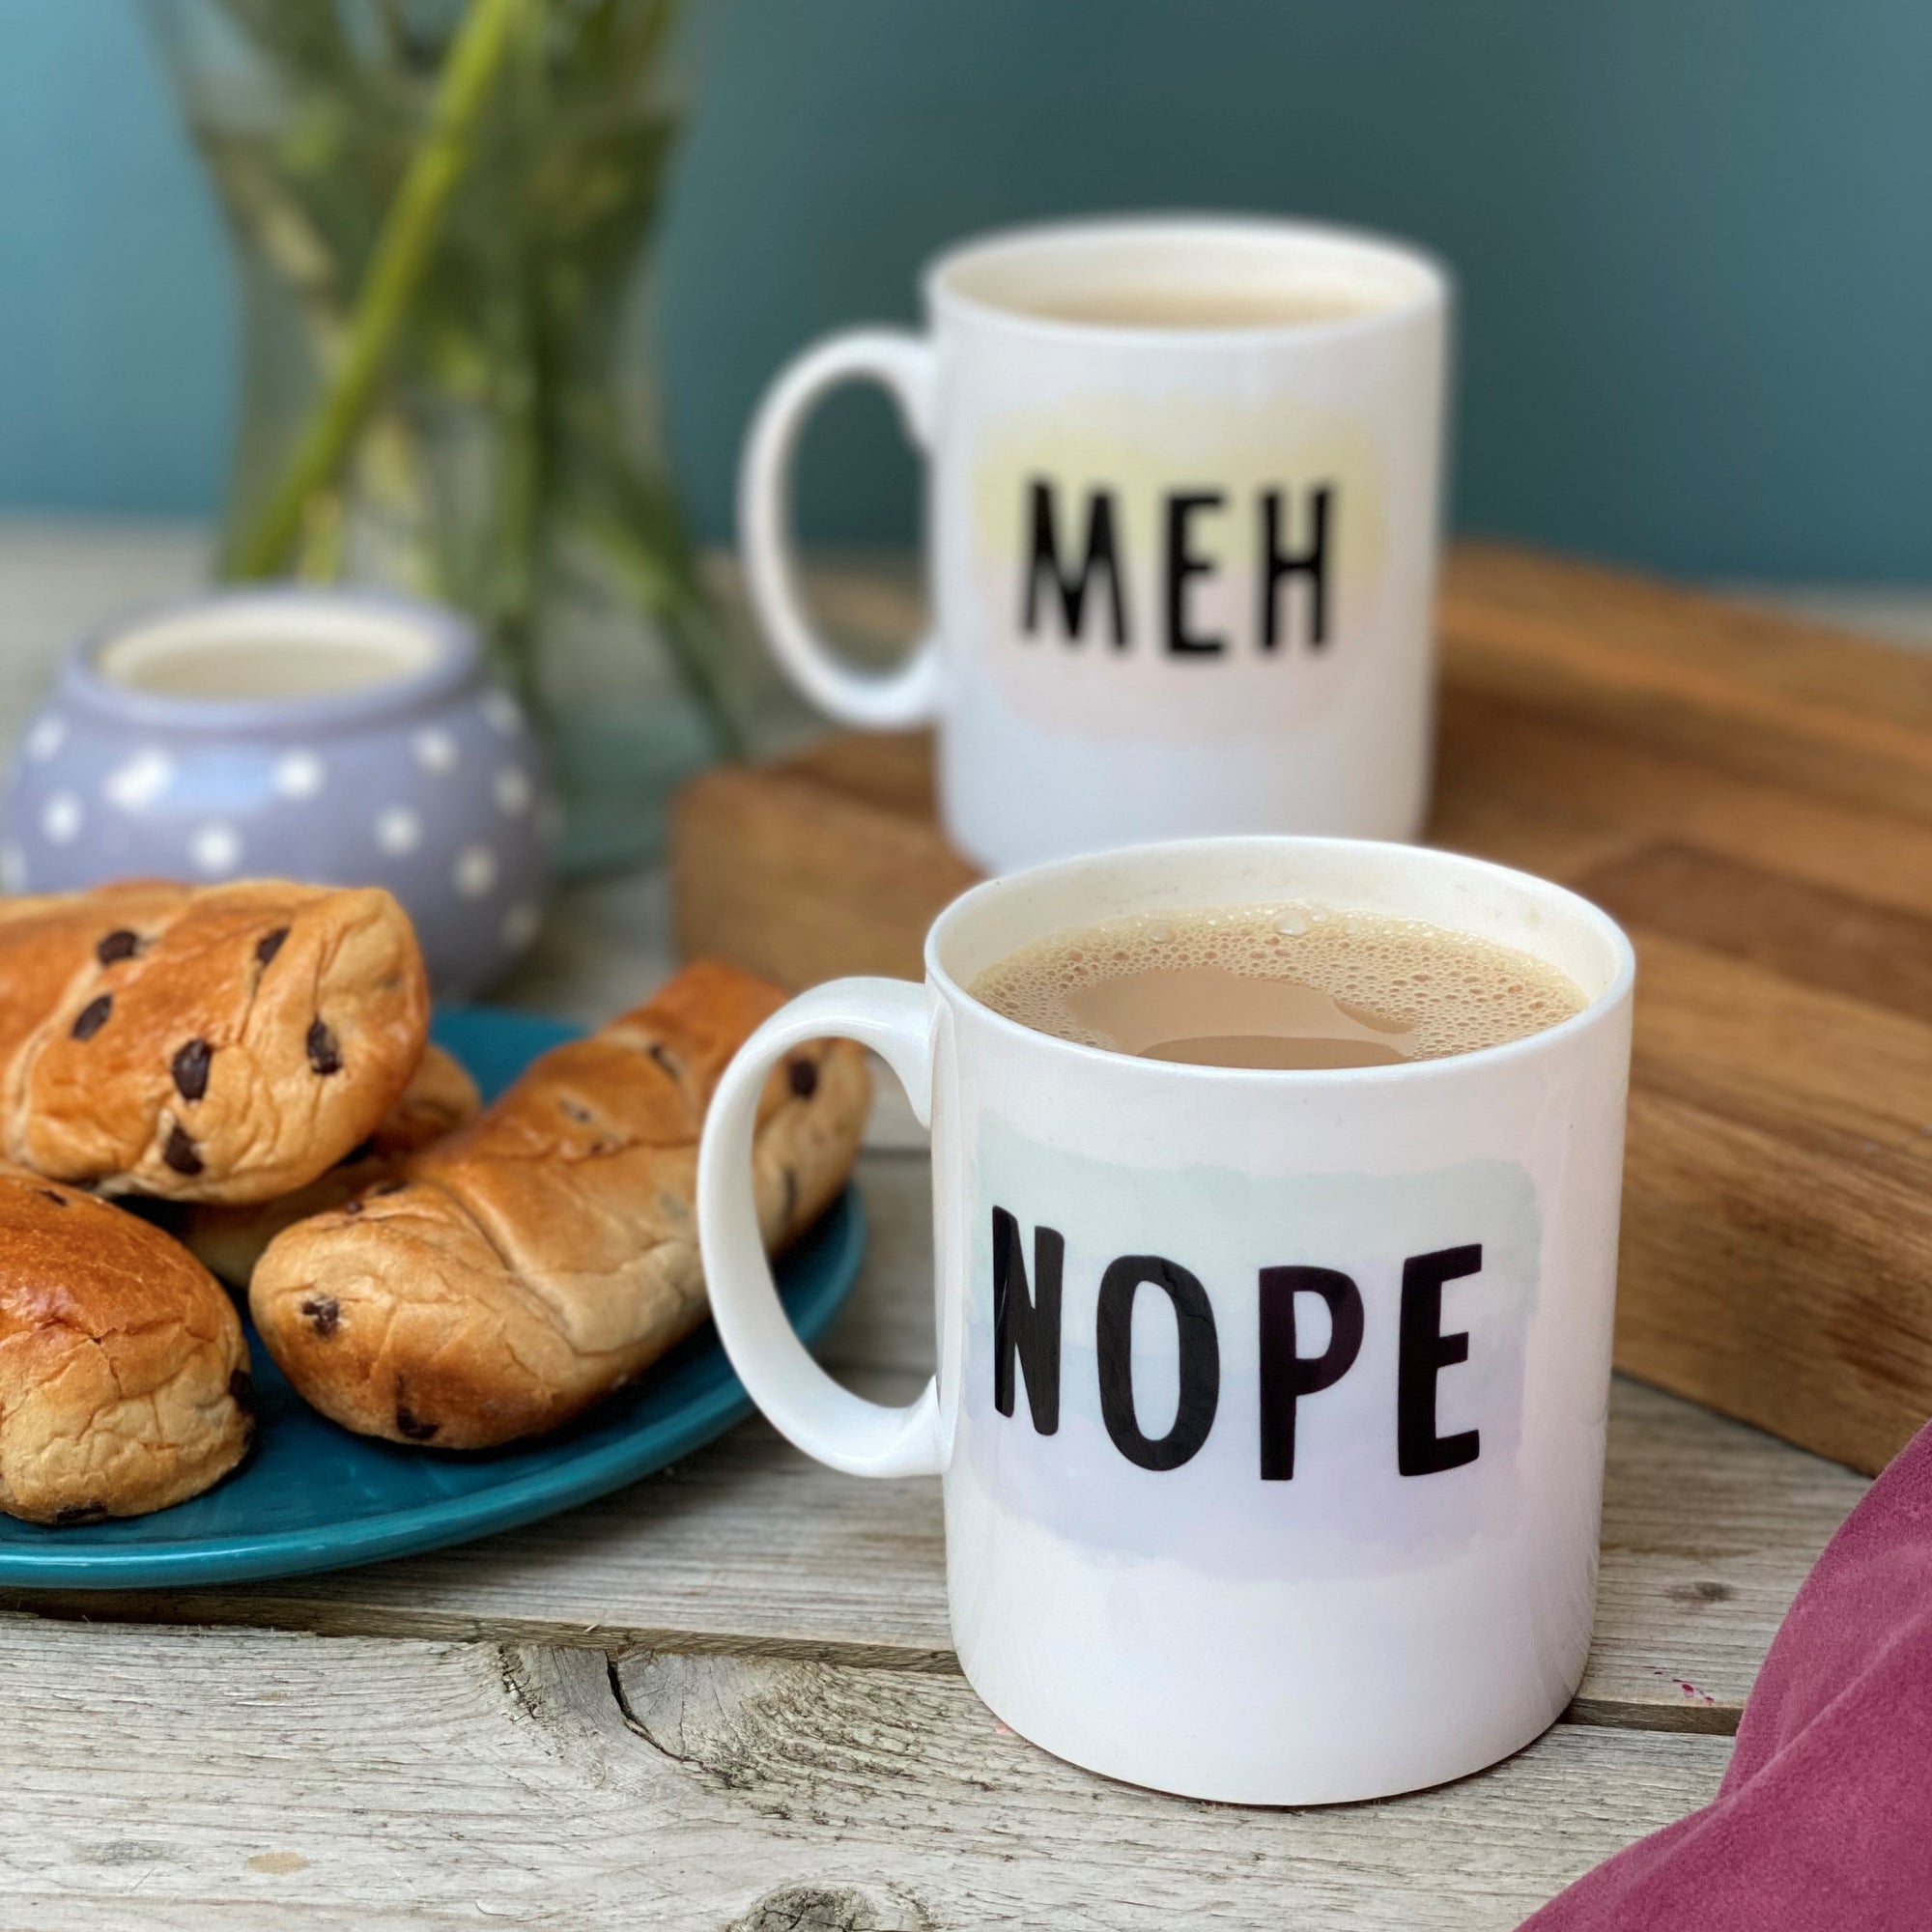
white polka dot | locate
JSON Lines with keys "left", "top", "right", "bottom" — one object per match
{"left": 453, "top": 845, "right": 497, "bottom": 897}
{"left": 190, "top": 823, "right": 242, "bottom": 876}
{"left": 536, "top": 794, "right": 565, "bottom": 843}
{"left": 41, "top": 792, "right": 82, "bottom": 843}
{"left": 480, "top": 690, "right": 524, "bottom": 736}
{"left": 25, "top": 716, "right": 67, "bottom": 762}
{"left": 375, "top": 807, "right": 422, "bottom": 857}
{"left": 0, "top": 844, "right": 24, "bottom": 892}
{"left": 493, "top": 766, "right": 532, "bottom": 816}
{"left": 274, "top": 749, "right": 327, "bottom": 800}
{"left": 413, "top": 727, "right": 458, "bottom": 775}
{"left": 103, "top": 748, "right": 174, "bottom": 813}
{"left": 501, "top": 900, "right": 542, "bottom": 950}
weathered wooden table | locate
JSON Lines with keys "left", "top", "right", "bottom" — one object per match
{"left": 0, "top": 527, "right": 1907, "bottom": 1929}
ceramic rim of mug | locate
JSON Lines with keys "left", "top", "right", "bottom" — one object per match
{"left": 925, "top": 836, "right": 1635, "bottom": 1086}
{"left": 923, "top": 213, "right": 1452, "bottom": 348}
{"left": 62, "top": 585, "right": 482, "bottom": 737}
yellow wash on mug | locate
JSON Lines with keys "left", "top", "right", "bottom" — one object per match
{"left": 968, "top": 392, "right": 1387, "bottom": 743}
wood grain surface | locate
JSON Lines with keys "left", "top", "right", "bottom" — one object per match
{"left": 670, "top": 543, "right": 1932, "bottom": 1472}
{"left": 0, "top": 1612, "right": 1728, "bottom": 1932}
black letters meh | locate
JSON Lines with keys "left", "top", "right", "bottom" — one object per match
{"left": 1022, "top": 479, "right": 1127, "bottom": 646}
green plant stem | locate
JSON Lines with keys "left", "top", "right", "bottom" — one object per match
{"left": 223, "top": 0, "right": 536, "bottom": 579}
{"left": 370, "top": 0, "right": 411, "bottom": 64}
{"left": 577, "top": 502, "right": 745, "bottom": 759}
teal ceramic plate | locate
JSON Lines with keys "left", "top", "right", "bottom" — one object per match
{"left": 0, "top": 1005, "right": 865, "bottom": 1589}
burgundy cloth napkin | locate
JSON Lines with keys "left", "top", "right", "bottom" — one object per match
{"left": 1522, "top": 1420, "right": 1932, "bottom": 1931}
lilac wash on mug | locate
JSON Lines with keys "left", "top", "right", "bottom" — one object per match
{"left": 1, "top": 588, "right": 556, "bottom": 996}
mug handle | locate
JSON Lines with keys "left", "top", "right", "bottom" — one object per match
{"left": 697, "top": 977, "right": 944, "bottom": 1477}
{"left": 737, "top": 330, "right": 943, "bottom": 729}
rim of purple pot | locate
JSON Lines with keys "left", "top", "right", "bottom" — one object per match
{"left": 59, "top": 584, "right": 486, "bottom": 737}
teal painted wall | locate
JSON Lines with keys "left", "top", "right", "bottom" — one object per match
{"left": 2, "top": 1, "right": 1928, "bottom": 576}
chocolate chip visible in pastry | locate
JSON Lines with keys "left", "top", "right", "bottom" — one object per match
{"left": 250, "top": 961, "right": 869, "bottom": 1450}
{"left": 172, "top": 1038, "right": 213, "bottom": 1102}
{"left": 173, "top": 1044, "right": 481, "bottom": 1287}
{"left": 0, "top": 882, "right": 428, "bottom": 1204}
{"left": 71, "top": 995, "right": 112, "bottom": 1040}
{"left": 394, "top": 1409, "right": 439, "bottom": 1441}
{"left": 307, "top": 1020, "right": 343, "bottom": 1076}
{"left": 163, "top": 1126, "right": 204, "bottom": 1177}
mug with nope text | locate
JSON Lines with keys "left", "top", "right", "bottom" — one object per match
{"left": 739, "top": 217, "right": 1452, "bottom": 872}
{"left": 696, "top": 838, "right": 1634, "bottom": 1804}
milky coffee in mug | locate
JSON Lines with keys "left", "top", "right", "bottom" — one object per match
{"left": 739, "top": 217, "right": 1451, "bottom": 872}
{"left": 1000, "top": 281, "right": 1390, "bottom": 331}
{"left": 972, "top": 902, "right": 1589, "bottom": 1069}
{"left": 696, "top": 838, "right": 1634, "bottom": 1804}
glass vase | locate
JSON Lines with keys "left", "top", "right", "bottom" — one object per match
{"left": 147, "top": 0, "right": 744, "bottom": 873}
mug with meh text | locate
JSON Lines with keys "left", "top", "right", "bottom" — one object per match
{"left": 696, "top": 838, "right": 1634, "bottom": 1804}
{"left": 739, "top": 218, "right": 1452, "bottom": 872}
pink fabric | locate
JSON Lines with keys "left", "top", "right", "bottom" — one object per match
{"left": 1523, "top": 1420, "right": 1932, "bottom": 1931}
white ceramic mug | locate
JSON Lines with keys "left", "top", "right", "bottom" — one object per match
{"left": 697, "top": 837, "right": 1634, "bottom": 1804}
{"left": 739, "top": 217, "right": 1451, "bottom": 873}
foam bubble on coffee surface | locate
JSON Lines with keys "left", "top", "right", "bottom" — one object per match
{"left": 969, "top": 902, "right": 1589, "bottom": 1062}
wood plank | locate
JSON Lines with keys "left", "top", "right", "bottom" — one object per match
{"left": 1434, "top": 687, "right": 1932, "bottom": 920}
{"left": 1582, "top": 1378, "right": 1861, "bottom": 1730}
{"left": 671, "top": 755, "right": 975, "bottom": 988}
{"left": 1423, "top": 781, "right": 1646, "bottom": 888}
{"left": 4, "top": 1153, "right": 1862, "bottom": 1732}
{"left": 1619, "top": 1084, "right": 1932, "bottom": 1474}
{"left": 1583, "top": 843, "right": 1932, "bottom": 1022}
{"left": 1440, "top": 545, "right": 1932, "bottom": 822}
{"left": 0, "top": 1613, "right": 1729, "bottom": 1930}
{"left": 1443, "top": 543, "right": 1932, "bottom": 729}
{"left": 1622, "top": 931, "right": 1932, "bottom": 1169}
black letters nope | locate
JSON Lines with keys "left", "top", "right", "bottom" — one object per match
{"left": 991, "top": 1208, "right": 1483, "bottom": 1478}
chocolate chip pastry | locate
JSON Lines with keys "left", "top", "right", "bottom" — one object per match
{"left": 180, "top": 1044, "right": 481, "bottom": 1288}
{"left": 0, "top": 881, "right": 430, "bottom": 1205}
{"left": 251, "top": 959, "right": 869, "bottom": 1449}
{"left": 0, "top": 1164, "right": 251, "bottom": 1522}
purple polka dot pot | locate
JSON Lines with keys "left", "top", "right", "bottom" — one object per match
{"left": 2, "top": 587, "right": 555, "bottom": 997}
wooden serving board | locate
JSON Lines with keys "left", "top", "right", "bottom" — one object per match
{"left": 673, "top": 542, "right": 1932, "bottom": 1476}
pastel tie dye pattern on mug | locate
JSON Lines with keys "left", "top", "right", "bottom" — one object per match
{"left": 1, "top": 588, "right": 556, "bottom": 996}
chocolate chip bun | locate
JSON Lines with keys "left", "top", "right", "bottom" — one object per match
{"left": 251, "top": 960, "right": 868, "bottom": 1449}
{"left": 0, "top": 880, "right": 430, "bottom": 1205}
{"left": 0, "top": 1165, "right": 251, "bottom": 1523}
{"left": 181, "top": 1044, "right": 482, "bottom": 1288}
